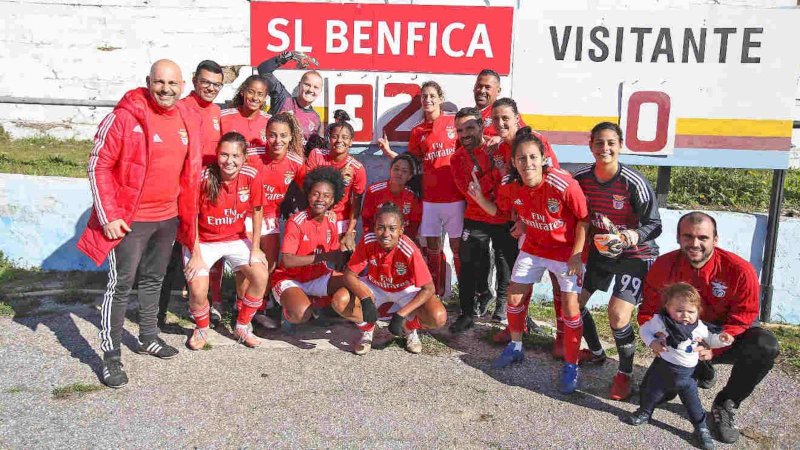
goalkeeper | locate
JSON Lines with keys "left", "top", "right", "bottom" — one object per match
{"left": 572, "top": 121, "right": 662, "bottom": 402}
{"left": 256, "top": 50, "right": 323, "bottom": 142}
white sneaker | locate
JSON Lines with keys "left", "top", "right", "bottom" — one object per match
{"left": 405, "top": 329, "right": 422, "bottom": 354}
{"left": 355, "top": 329, "right": 373, "bottom": 356}
{"left": 209, "top": 305, "right": 222, "bottom": 326}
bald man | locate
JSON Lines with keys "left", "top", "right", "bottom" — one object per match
{"left": 78, "top": 59, "right": 204, "bottom": 388}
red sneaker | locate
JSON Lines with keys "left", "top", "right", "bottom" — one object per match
{"left": 550, "top": 333, "right": 564, "bottom": 359}
{"left": 492, "top": 327, "right": 512, "bottom": 344}
{"left": 609, "top": 372, "right": 632, "bottom": 401}
{"left": 578, "top": 349, "right": 607, "bottom": 366}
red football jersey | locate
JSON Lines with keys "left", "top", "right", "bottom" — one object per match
{"left": 258, "top": 152, "right": 306, "bottom": 219}
{"left": 305, "top": 148, "right": 367, "bottom": 222}
{"left": 450, "top": 142, "right": 507, "bottom": 224}
{"left": 219, "top": 108, "right": 271, "bottom": 163}
{"left": 197, "top": 165, "right": 263, "bottom": 243}
{"left": 407, "top": 113, "right": 462, "bottom": 203}
{"left": 497, "top": 168, "right": 589, "bottom": 262}
{"left": 348, "top": 233, "right": 432, "bottom": 292}
{"left": 480, "top": 104, "right": 528, "bottom": 138}
{"left": 361, "top": 181, "right": 422, "bottom": 238}
{"left": 180, "top": 91, "right": 221, "bottom": 166}
{"left": 273, "top": 209, "right": 339, "bottom": 283}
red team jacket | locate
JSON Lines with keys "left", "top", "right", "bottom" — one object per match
{"left": 450, "top": 143, "right": 507, "bottom": 224}
{"left": 639, "top": 247, "right": 760, "bottom": 340}
{"left": 180, "top": 91, "right": 221, "bottom": 166}
{"left": 77, "top": 88, "right": 203, "bottom": 265}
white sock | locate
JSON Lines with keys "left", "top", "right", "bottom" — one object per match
{"left": 512, "top": 340, "right": 522, "bottom": 351}
{"left": 592, "top": 348, "right": 605, "bottom": 356}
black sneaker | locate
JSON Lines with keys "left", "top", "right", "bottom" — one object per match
{"left": 449, "top": 314, "right": 474, "bottom": 333}
{"left": 694, "top": 421, "right": 716, "bottom": 450}
{"left": 135, "top": 337, "right": 179, "bottom": 359}
{"left": 102, "top": 350, "right": 128, "bottom": 389}
{"left": 621, "top": 408, "right": 651, "bottom": 426}
{"left": 711, "top": 399, "right": 740, "bottom": 444}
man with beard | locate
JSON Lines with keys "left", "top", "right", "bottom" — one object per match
{"left": 638, "top": 211, "right": 779, "bottom": 444}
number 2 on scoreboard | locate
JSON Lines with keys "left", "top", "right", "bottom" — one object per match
{"left": 382, "top": 83, "right": 421, "bottom": 143}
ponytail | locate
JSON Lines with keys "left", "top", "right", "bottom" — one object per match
{"left": 204, "top": 132, "right": 247, "bottom": 204}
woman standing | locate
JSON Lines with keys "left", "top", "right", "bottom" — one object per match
{"left": 468, "top": 128, "right": 589, "bottom": 394}
{"left": 220, "top": 75, "right": 271, "bottom": 162}
{"left": 378, "top": 81, "right": 463, "bottom": 296}
{"left": 573, "top": 122, "right": 662, "bottom": 401}
{"left": 305, "top": 112, "right": 367, "bottom": 255}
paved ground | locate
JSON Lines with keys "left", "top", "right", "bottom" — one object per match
{"left": 0, "top": 296, "right": 798, "bottom": 449}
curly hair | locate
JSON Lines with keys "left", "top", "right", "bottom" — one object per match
{"left": 302, "top": 166, "right": 345, "bottom": 208}
{"left": 267, "top": 112, "right": 304, "bottom": 159}
{"left": 203, "top": 132, "right": 247, "bottom": 204}
{"left": 231, "top": 75, "right": 268, "bottom": 110}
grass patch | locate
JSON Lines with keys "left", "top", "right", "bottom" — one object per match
{"left": 0, "top": 251, "right": 45, "bottom": 288}
{"left": 0, "top": 301, "right": 13, "bottom": 317}
{"left": 635, "top": 165, "right": 800, "bottom": 215}
{"left": 421, "top": 333, "right": 452, "bottom": 355}
{"left": 54, "top": 288, "right": 95, "bottom": 305}
{"left": 0, "top": 136, "right": 91, "bottom": 178}
{"left": 770, "top": 325, "right": 800, "bottom": 373}
{"left": 51, "top": 382, "right": 103, "bottom": 399}
{"left": 3, "top": 386, "right": 27, "bottom": 394}
{"left": 0, "top": 297, "right": 42, "bottom": 318}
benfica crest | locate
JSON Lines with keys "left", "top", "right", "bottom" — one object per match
{"left": 395, "top": 262, "right": 407, "bottom": 276}
{"left": 284, "top": 171, "right": 294, "bottom": 185}
{"left": 212, "top": 117, "right": 220, "bottom": 131}
{"left": 238, "top": 187, "right": 250, "bottom": 202}
{"left": 178, "top": 129, "right": 188, "bottom": 145}
{"left": 711, "top": 280, "right": 727, "bottom": 298}
{"left": 446, "top": 125, "right": 456, "bottom": 140}
{"left": 402, "top": 203, "right": 411, "bottom": 215}
{"left": 547, "top": 198, "right": 560, "bottom": 214}
{"left": 326, "top": 229, "right": 332, "bottom": 244}
{"left": 260, "top": 129, "right": 267, "bottom": 143}
{"left": 612, "top": 194, "right": 626, "bottom": 210}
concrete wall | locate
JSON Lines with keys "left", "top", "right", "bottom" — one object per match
{"left": 1, "top": 168, "right": 799, "bottom": 323}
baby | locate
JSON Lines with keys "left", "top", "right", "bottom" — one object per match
{"left": 623, "top": 282, "right": 733, "bottom": 450}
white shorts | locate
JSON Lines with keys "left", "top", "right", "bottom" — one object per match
{"left": 361, "top": 277, "right": 420, "bottom": 320}
{"left": 182, "top": 238, "right": 253, "bottom": 277}
{"left": 420, "top": 201, "right": 465, "bottom": 238}
{"left": 272, "top": 272, "right": 332, "bottom": 303}
{"left": 245, "top": 216, "right": 281, "bottom": 236}
{"left": 511, "top": 251, "right": 583, "bottom": 294}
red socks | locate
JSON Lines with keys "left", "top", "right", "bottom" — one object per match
{"left": 426, "top": 248, "right": 444, "bottom": 296}
{"left": 563, "top": 313, "right": 584, "bottom": 365}
{"left": 507, "top": 301, "right": 528, "bottom": 334}
{"left": 405, "top": 315, "right": 422, "bottom": 331}
{"left": 356, "top": 321, "right": 375, "bottom": 332}
{"left": 236, "top": 293, "right": 262, "bottom": 327}
{"left": 190, "top": 304, "right": 210, "bottom": 329}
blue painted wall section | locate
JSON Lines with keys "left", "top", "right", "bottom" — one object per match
{"left": 1, "top": 162, "right": 797, "bottom": 323}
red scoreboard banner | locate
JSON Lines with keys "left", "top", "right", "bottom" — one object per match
{"left": 250, "top": 2, "right": 514, "bottom": 75}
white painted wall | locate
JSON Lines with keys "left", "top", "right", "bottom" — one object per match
{"left": 1, "top": 0, "right": 796, "bottom": 140}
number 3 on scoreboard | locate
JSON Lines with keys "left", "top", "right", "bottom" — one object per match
{"left": 334, "top": 83, "right": 374, "bottom": 143}
{"left": 620, "top": 87, "right": 676, "bottom": 155}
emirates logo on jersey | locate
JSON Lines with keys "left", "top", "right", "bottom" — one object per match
{"left": 446, "top": 125, "right": 456, "bottom": 140}
{"left": 238, "top": 187, "right": 250, "bottom": 202}
{"left": 711, "top": 280, "right": 728, "bottom": 298}
{"left": 612, "top": 194, "right": 626, "bottom": 210}
{"left": 212, "top": 117, "right": 220, "bottom": 131}
{"left": 178, "top": 129, "right": 188, "bottom": 146}
{"left": 395, "top": 262, "right": 407, "bottom": 276}
{"left": 547, "top": 198, "right": 561, "bottom": 214}
{"left": 284, "top": 171, "right": 294, "bottom": 185}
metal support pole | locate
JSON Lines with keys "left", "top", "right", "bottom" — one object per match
{"left": 655, "top": 166, "right": 671, "bottom": 207}
{"left": 759, "top": 169, "right": 786, "bottom": 323}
